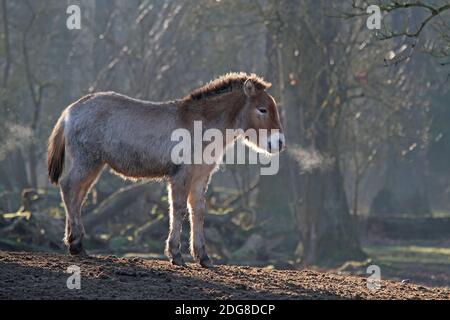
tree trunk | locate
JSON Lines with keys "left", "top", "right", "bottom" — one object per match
{"left": 255, "top": 17, "right": 295, "bottom": 234}
{"left": 27, "top": 143, "right": 37, "bottom": 188}
{"left": 301, "top": 161, "right": 365, "bottom": 266}
{"left": 260, "top": 0, "right": 365, "bottom": 266}
{"left": 1, "top": 0, "right": 11, "bottom": 87}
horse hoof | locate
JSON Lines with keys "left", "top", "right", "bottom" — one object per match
{"left": 199, "top": 257, "right": 214, "bottom": 268}
{"left": 68, "top": 242, "right": 86, "bottom": 256}
{"left": 170, "top": 255, "right": 186, "bottom": 267}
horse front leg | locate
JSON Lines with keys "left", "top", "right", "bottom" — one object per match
{"left": 165, "top": 181, "right": 188, "bottom": 266}
{"left": 188, "top": 179, "right": 213, "bottom": 268}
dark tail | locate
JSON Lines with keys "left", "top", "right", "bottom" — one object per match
{"left": 47, "top": 115, "right": 65, "bottom": 185}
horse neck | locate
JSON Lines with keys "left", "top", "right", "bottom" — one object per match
{"left": 187, "top": 91, "right": 247, "bottom": 132}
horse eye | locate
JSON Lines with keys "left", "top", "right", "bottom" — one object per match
{"left": 257, "top": 107, "right": 268, "bottom": 114}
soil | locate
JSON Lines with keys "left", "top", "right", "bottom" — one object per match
{"left": 0, "top": 251, "right": 448, "bottom": 300}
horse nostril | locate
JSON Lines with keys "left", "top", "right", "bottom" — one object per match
{"left": 268, "top": 141, "right": 272, "bottom": 152}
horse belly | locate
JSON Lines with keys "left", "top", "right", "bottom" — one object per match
{"left": 104, "top": 144, "right": 179, "bottom": 180}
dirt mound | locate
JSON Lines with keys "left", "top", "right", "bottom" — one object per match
{"left": 0, "top": 251, "right": 448, "bottom": 300}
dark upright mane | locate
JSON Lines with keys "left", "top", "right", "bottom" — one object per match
{"left": 187, "top": 72, "right": 271, "bottom": 101}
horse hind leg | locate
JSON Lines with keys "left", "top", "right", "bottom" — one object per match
{"left": 60, "top": 161, "right": 103, "bottom": 255}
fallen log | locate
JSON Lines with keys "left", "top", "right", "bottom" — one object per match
{"left": 84, "top": 182, "right": 166, "bottom": 231}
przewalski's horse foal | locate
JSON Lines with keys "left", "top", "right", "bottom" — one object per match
{"left": 47, "top": 72, "right": 285, "bottom": 267}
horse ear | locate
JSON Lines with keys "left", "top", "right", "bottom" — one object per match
{"left": 243, "top": 79, "right": 256, "bottom": 97}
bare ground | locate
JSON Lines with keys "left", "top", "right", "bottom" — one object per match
{"left": 0, "top": 251, "right": 448, "bottom": 300}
